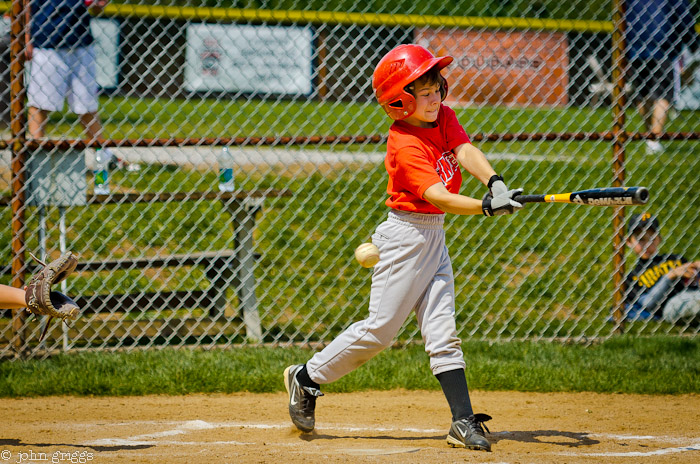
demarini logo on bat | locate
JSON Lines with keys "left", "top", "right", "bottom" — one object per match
{"left": 572, "top": 195, "right": 633, "bottom": 205}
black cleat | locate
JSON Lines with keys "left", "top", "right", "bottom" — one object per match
{"left": 446, "top": 413, "right": 492, "bottom": 451}
{"left": 284, "top": 365, "right": 323, "bottom": 433}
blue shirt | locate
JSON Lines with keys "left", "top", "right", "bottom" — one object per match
{"left": 625, "top": 0, "right": 697, "bottom": 60}
{"left": 31, "top": 0, "right": 93, "bottom": 49}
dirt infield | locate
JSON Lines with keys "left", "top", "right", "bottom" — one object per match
{"left": 1, "top": 391, "right": 699, "bottom": 464}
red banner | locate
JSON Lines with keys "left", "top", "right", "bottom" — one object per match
{"left": 416, "top": 29, "right": 569, "bottom": 107}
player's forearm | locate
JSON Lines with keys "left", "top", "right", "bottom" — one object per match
{"left": 423, "top": 184, "right": 483, "bottom": 215}
{"left": 455, "top": 143, "right": 497, "bottom": 186}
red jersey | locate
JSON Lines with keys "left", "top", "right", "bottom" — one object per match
{"left": 384, "top": 105, "right": 471, "bottom": 214}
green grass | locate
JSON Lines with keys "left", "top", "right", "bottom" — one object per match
{"left": 1, "top": 336, "right": 698, "bottom": 397}
{"left": 39, "top": 96, "right": 700, "bottom": 140}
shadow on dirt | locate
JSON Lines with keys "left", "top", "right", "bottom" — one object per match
{"left": 296, "top": 429, "right": 600, "bottom": 448}
{"left": 298, "top": 433, "right": 445, "bottom": 442}
{"left": 0, "top": 438, "right": 153, "bottom": 452}
{"left": 489, "top": 430, "right": 600, "bottom": 447}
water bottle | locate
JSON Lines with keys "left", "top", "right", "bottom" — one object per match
{"left": 94, "top": 149, "right": 110, "bottom": 195}
{"left": 218, "top": 146, "right": 235, "bottom": 192}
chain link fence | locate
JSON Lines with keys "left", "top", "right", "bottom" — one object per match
{"left": 1, "top": 1, "right": 698, "bottom": 359}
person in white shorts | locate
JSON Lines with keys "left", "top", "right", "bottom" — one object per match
{"left": 26, "top": 0, "right": 109, "bottom": 142}
{"left": 284, "top": 44, "right": 523, "bottom": 452}
{"left": 25, "top": 0, "right": 138, "bottom": 173}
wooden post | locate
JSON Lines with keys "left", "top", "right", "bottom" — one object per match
{"left": 611, "top": 0, "right": 628, "bottom": 333}
{"left": 9, "top": 0, "right": 28, "bottom": 355}
{"left": 317, "top": 28, "right": 328, "bottom": 100}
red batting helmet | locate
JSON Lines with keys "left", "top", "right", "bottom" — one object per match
{"left": 372, "top": 44, "right": 453, "bottom": 120}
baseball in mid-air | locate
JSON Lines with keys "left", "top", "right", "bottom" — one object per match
{"left": 354, "top": 243, "right": 380, "bottom": 268}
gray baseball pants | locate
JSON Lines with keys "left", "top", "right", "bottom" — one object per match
{"left": 307, "top": 210, "right": 466, "bottom": 384}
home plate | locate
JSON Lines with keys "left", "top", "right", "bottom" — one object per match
{"left": 340, "top": 447, "right": 421, "bottom": 456}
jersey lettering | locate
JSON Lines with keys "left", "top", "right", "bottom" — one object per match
{"left": 435, "top": 151, "right": 459, "bottom": 185}
{"left": 635, "top": 259, "right": 683, "bottom": 288}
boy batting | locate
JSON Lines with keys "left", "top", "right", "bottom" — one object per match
{"left": 284, "top": 44, "right": 523, "bottom": 451}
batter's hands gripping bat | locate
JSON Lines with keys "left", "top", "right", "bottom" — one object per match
{"left": 513, "top": 186, "right": 649, "bottom": 206}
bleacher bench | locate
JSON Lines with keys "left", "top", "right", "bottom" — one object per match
{"left": 1, "top": 189, "right": 292, "bottom": 341}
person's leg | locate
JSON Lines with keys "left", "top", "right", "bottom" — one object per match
{"left": 650, "top": 98, "right": 670, "bottom": 136}
{"left": 643, "top": 97, "right": 664, "bottom": 154}
{"left": 79, "top": 112, "right": 103, "bottom": 143}
{"left": 645, "top": 58, "right": 674, "bottom": 154}
{"left": 415, "top": 247, "right": 466, "bottom": 377}
{"left": 27, "top": 107, "right": 49, "bottom": 139}
{"left": 68, "top": 46, "right": 102, "bottom": 143}
{"left": 435, "top": 369, "right": 473, "bottom": 420}
{"left": 0, "top": 284, "right": 26, "bottom": 309}
{"left": 305, "top": 214, "right": 444, "bottom": 384}
{"left": 286, "top": 212, "right": 445, "bottom": 433}
{"left": 68, "top": 46, "right": 99, "bottom": 120}
{"left": 27, "top": 48, "right": 68, "bottom": 139}
{"left": 415, "top": 247, "right": 490, "bottom": 451}
{"left": 662, "top": 290, "right": 700, "bottom": 323}
{"left": 437, "top": 367, "right": 491, "bottom": 451}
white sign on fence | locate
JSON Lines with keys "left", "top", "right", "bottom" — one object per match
{"left": 184, "top": 23, "right": 313, "bottom": 95}
{"left": 675, "top": 47, "right": 700, "bottom": 110}
{"left": 91, "top": 18, "right": 120, "bottom": 89}
{"left": 0, "top": 15, "right": 9, "bottom": 42}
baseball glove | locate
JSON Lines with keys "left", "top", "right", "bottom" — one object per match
{"left": 25, "top": 252, "right": 80, "bottom": 339}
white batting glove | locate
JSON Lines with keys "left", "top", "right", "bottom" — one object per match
{"left": 488, "top": 174, "right": 509, "bottom": 198}
{"left": 483, "top": 175, "right": 523, "bottom": 216}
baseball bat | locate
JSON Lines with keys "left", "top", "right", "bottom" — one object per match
{"left": 513, "top": 186, "right": 649, "bottom": 206}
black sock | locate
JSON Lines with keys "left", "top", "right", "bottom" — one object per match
{"left": 436, "top": 368, "right": 473, "bottom": 421}
{"left": 295, "top": 364, "right": 320, "bottom": 389}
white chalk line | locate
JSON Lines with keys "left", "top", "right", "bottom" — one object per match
{"left": 84, "top": 420, "right": 445, "bottom": 447}
{"left": 84, "top": 420, "right": 700, "bottom": 458}
{"left": 554, "top": 433, "right": 700, "bottom": 457}
{"left": 586, "top": 433, "right": 696, "bottom": 444}
{"left": 559, "top": 443, "right": 700, "bottom": 457}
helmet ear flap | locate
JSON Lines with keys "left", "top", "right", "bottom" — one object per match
{"left": 439, "top": 74, "right": 448, "bottom": 101}
{"left": 385, "top": 91, "right": 417, "bottom": 120}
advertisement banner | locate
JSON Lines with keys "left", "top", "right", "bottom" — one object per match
{"left": 184, "top": 24, "right": 313, "bottom": 95}
{"left": 416, "top": 29, "right": 569, "bottom": 107}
